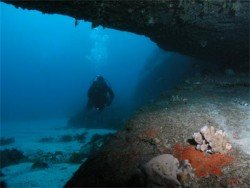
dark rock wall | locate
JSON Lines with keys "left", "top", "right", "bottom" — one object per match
{"left": 133, "top": 50, "right": 198, "bottom": 106}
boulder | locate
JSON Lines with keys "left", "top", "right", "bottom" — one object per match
{"left": 0, "top": 148, "right": 26, "bottom": 168}
{"left": 142, "top": 154, "right": 181, "bottom": 188}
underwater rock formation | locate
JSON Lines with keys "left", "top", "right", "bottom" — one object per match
{"left": 80, "top": 133, "right": 114, "bottom": 158}
{"left": 59, "top": 135, "right": 73, "bottom": 142}
{"left": 38, "top": 132, "right": 88, "bottom": 143}
{"left": 2, "top": 0, "right": 249, "bottom": 66}
{"left": 0, "top": 181, "right": 7, "bottom": 188}
{"left": 133, "top": 51, "right": 196, "bottom": 107}
{"left": 0, "top": 149, "right": 27, "bottom": 168}
{"left": 65, "top": 71, "right": 250, "bottom": 187}
{"left": 68, "top": 152, "right": 87, "bottom": 164}
{"left": 142, "top": 154, "right": 181, "bottom": 187}
{"left": 142, "top": 154, "right": 195, "bottom": 188}
{"left": 0, "top": 137, "right": 15, "bottom": 146}
{"left": 29, "top": 150, "right": 67, "bottom": 164}
{"left": 177, "top": 160, "right": 195, "bottom": 187}
{"left": 173, "top": 144, "right": 235, "bottom": 178}
{"left": 192, "top": 126, "right": 232, "bottom": 154}
{"left": 31, "top": 161, "right": 49, "bottom": 170}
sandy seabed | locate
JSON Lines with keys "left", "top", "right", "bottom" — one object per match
{"left": 0, "top": 118, "right": 115, "bottom": 187}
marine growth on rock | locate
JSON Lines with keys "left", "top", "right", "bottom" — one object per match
{"left": 173, "top": 144, "right": 234, "bottom": 178}
{"left": 192, "top": 126, "right": 232, "bottom": 154}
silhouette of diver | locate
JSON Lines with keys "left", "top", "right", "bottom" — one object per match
{"left": 86, "top": 75, "right": 114, "bottom": 112}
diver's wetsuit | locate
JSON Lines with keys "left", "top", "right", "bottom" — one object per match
{"left": 86, "top": 77, "right": 114, "bottom": 112}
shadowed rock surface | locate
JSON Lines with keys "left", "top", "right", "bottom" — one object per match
{"left": 2, "top": 0, "right": 249, "bottom": 66}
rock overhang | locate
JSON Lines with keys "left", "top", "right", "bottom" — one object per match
{"left": 1, "top": 0, "right": 249, "bottom": 67}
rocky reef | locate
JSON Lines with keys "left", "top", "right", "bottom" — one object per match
{"left": 193, "top": 126, "right": 232, "bottom": 154}
{"left": 31, "top": 161, "right": 49, "bottom": 170}
{"left": 65, "top": 71, "right": 250, "bottom": 187}
{"left": 0, "top": 149, "right": 27, "bottom": 168}
{"left": 2, "top": 0, "right": 249, "bottom": 67}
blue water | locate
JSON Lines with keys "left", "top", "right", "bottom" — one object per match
{"left": 0, "top": 2, "right": 194, "bottom": 187}
{"left": 1, "top": 3, "right": 158, "bottom": 123}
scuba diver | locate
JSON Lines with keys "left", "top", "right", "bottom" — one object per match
{"left": 86, "top": 75, "right": 114, "bottom": 112}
